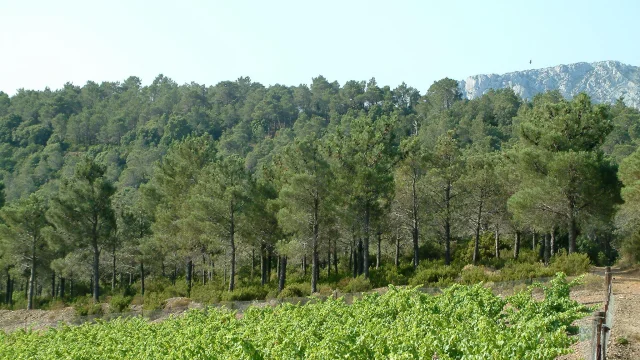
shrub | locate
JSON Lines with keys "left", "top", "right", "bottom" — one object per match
{"left": 220, "top": 286, "right": 268, "bottom": 302}
{"left": 409, "top": 264, "right": 459, "bottom": 287}
{"left": 278, "top": 283, "right": 310, "bottom": 299}
{"left": 73, "top": 296, "right": 103, "bottom": 316}
{"left": 342, "top": 275, "right": 372, "bottom": 293}
{"left": 459, "top": 265, "right": 492, "bottom": 285}
{"left": 109, "top": 294, "right": 132, "bottom": 313}
{"left": 143, "top": 292, "right": 166, "bottom": 311}
{"left": 495, "top": 261, "right": 553, "bottom": 282}
{"left": 370, "top": 266, "right": 408, "bottom": 288}
{"left": 550, "top": 252, "right": 591, "bottom": 276}
{"left": 190, "top": 284, "right": 221, "bottom": 304}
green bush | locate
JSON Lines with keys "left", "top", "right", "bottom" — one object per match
{"left": 109, "top": 294, "right": 132, "bottom": 313}
{"left": 220, "top": 286, "right": 268, "bottom": 302}
{"left": 278, "top": 283, "right": 310, "bottom": 299}
{"left": 459, "top": 265, "right": 491, "bottom": 285}
{"left": 143, "top": 292, "right": 166, "bottom": 311}
{"left": 495, "top": 261, "right": 553, "bottom": 282}
{"left": 550, "top": 252, "right": 591, "bottom": 276}
{"left": 409, "top": 264, "right": 459, "bottom": 287}
{"left": 190, "top": 284, "right": 222, "bottom": 304}
{"left": 73, "top": 296, "right": 103, "bottom": 316}
{"left": 370, "top": 265, "right": 408, "bottom": 288}
{"left": 341, "top": 275, "right": 372, "bottom": 293}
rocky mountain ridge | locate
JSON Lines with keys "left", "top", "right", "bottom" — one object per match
{"left": 459, "top": 60, "right": 640, "bottom": 109}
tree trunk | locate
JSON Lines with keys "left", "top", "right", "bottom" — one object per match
{"left": 311, "top": 195, "right": 319, "bottom": 293}
{"left": 186, "top": 259, "right": 193, "bottom": 297}
{"left": 544, "top": 233, "right": 551, "bottom": 265}
{"left": 395, "top": 229, "right": 401, "bottom": 268}
{"left": 261, "top": 243, "right": 267, "bottom": 286}
{"left": 444, "top": 182, "right": 452, "bottom": 265}
{"left": 539, "top": 233, "right": 546, "bottom": 260}
{"left": 60, "top": 277, "right": 65, "bottom": 299}
{"left": 302, "top": 255, "right": 307, "bottom": 276}
{"left": 357, "top": 239, "right": 364, "bottom": 276}
{"left": 51, "top": 272, "right": 56, "bottom": 299}
{"left": 5, "top": 269, "right": 10, "bottom": 304}
{"left": 412, "top": 173, "right": 420, "bottom": 269}
{"left": 140, "top": 261, "right": 145, "bottom": 296}
{"left": 229, "top": 205, "right": 236, "bottom": 292}
{"left": 494, "top": 226, "right": 500, "bottom": 259}
{"left": 363, "top": 207, "right": 370, "bottom": 278}
{"left": 568, "top": 213, "right": 577, "bottom": 254}
{"left": 473, "top": 224, "right": 481, "bottom": 265}
{"left": 112, "top": 246, "right": 117, "bottom": 291}
{"left": 327, "top": 246, "right": 331, "bottom": 278}
{"left": 376, "top": 231, "right": 382, "bottom": 270}
{"left": 28, "top": 235, "right": 37, "bottom": 310}
{"left": 278, "top": 255, "right": 287, "bottom": 292}
{"left": 333, "top": 238, "right": 338, "bottom": 275}
{"left": 532, "top": 231, "right": 537, "bottom": 251}
{"left": 514, "top": 231, "right": 521, "bottom": 259}
{"left": 550, "top": 229, "right": 556, "bottom": 257}
{"left": 91, "top": 245, "right": 100, "bottom": 302}
{"left": 9, "top": 279, "right": 14, "bottom": 306}
{"left": 202, "top": 254, "right": 206, "bottom": 286}
{"left": 251, "top": 248, "right": 255, "bottom": 281}
{"left": 267, "top": 247, "right": 272, "bottom": 282}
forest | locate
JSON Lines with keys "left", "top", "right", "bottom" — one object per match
{"left": 0, "top": 74, "right": 639, "bottom": 310}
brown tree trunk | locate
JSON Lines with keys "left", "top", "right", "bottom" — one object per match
{"left": 376, "top": 230, "right": 382, "bottom": 270}
{"left": 395, "top": 229, "right": 401, "bottom": 268}
{"left": 186, "top": 259, "right": 193, "bottom": 297}
{"left": 140, "top": 261, "right": 145, "bottom": 296}
{"left": 92, "top": 243, "right": 100, "bottom": 302}
{"left": 278, "top": 255, "right": 287, "bottom": 292}
{"left": 261, "top": 243, "right": 267, "bottom": 286}
{"left": 311, "top": 195, "right": 319, "bottom": 293}
{"left": 412, "top": 172, "right": 420, "bottom": 269}
{"left": 51, "top": 272, "right": 56, "bottom": 299}
{"left": 514, "top": 231, "right": 521, "bottom": 259}
{"left": 333, "top": 238, "right": 338, "bottom": 275}
{"left": 568, "top": 214, "right": 577, "bottom": 254}
{"left": 28, "top": 235, "right": 36, "bottom": 310}
{"left": 363, "top": 207, "right": 371, "bottom": 278}
{"left": 544, "top": 233, "right": 551, "bottom": 265}
{"left": 444, "top": 182, "right": 452, "bottom": 265}
{"left": 112, "top": 246, "right": 117, "bottom": 291}
{"left": 550, "top": 228, "right": 556, "bottom": 257}
{"left": 494, "top": 226, "right": 500, "bottom": 259}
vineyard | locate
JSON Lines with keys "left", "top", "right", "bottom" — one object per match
{"left": 0, "top": 273, "right": 589, "bottom": 360}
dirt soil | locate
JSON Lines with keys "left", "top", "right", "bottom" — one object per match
{"left": 559, "top": 267, "right": 640, "bottom": 360}
{"left": 0, "top": 307, "right": 77, "bottom": 333}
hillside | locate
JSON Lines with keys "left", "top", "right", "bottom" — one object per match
{"left": 460, "top": 60, "right": 640, "bottom": 109}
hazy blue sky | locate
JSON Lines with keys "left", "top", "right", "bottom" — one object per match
{"left": 1, "top": 0, "right": 638, "bottom": 95}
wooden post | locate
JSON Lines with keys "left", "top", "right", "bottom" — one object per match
{"left": 593, "top": 311, "right": 605, "bottom": 360}
{"left": 604, "top": 266, "right": 611, "bottom": 313}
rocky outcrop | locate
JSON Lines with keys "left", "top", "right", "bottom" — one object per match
{"left": 460, "top": 61, "right": 640, "bottom": 109}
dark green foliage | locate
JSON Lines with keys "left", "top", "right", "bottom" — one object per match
{"left": 0, "top": 73, "right": 634, "bottom": 310}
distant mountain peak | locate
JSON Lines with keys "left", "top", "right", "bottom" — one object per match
{"left": 459, "top": 61, "right": 640, "bottom": 109}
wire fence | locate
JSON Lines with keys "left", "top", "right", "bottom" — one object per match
{"left": 584, "top": 266, "right": 614, "bottom": 360}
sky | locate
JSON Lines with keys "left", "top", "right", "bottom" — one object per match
{"left": 1, "top": 0, "right": 639, "bottom": 95}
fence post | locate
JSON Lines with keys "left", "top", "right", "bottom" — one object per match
{"left": 593, "top": 311, "right": 605, "bottom": 360}
{"left": 604, "top": 267, "right": 611, "bottom": 313}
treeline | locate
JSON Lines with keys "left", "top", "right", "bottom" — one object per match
{"left": 0, "top": 75, "right": 639, "bottom": 309}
